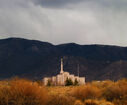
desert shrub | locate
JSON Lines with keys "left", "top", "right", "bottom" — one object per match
{"left": 84, "top": 99, "right": 98, "bottom": 105}
{"left": 0, "top": 85, "right": 10, "bottom": 105}
{"left": 102, "top": 84, "right": 122, "bottom": 101}
{"left": 102, "top": 79, "right": 127, "bottom": 105}
{"left": 1, "top": 78, "right": 127, "bottom": 105}
{"left": 36, "top": 80, "right": 44, "bottom": 86}
{"left": 74, "top": 100, "right": 84, "bottom": 105}
{"left": 84, "top": 99, "right": 114, "bottom": 105}
{"left": 103, "top": 83, "right": 127, "bottom": 100}
{"left": 0, "top": 79, "right": 48, "bottom": 105}
{"left": 91, "top": 80, "right": 114, "bottom": 89}
{"left": 47, "top": 95, "right": 75, "bottom": 105}
{"left": 113, "top": 99, "right": 127, "bottom": 105}
{"left": 72, "top": 84, "right": 101, "bottom": 101}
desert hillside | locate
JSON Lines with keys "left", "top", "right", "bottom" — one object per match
{"left": 0, "top": 38, "right": 127, "bottom": 81}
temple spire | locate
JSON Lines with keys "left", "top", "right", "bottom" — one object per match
{"left": 60, "top": 58, "right": 64, "bottom": 74}
{"left": 77, "top": 64, "right": 79, "bottom": 77}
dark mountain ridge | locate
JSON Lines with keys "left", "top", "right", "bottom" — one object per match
{"left": 0, "top": 37, "right": 127, "bottom": 81}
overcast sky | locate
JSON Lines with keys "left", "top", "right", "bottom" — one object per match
{"left": 0, "top": 0, "right": 127, "bottom": 46}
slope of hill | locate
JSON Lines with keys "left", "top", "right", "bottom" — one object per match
{"left": 0, "top": 37, "right": 127, "bottom": 81}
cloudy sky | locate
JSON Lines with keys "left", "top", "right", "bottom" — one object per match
{"left": 0, "top": 0, "right": 127, "bottom": 46}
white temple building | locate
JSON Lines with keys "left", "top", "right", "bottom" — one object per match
{"left": 43, "top": 58, "right": 85, "bottom": 86}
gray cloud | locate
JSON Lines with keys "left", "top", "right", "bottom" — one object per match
{"left": 0, "top": 0, "right": 127, "bottom": 46}
{"left": 32, "top": 0, "right": 127, "bottom": 9}
{"left": 32, "top": 0, "right": 83, "bottom": 8}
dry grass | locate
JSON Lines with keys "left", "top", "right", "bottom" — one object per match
{"left": 71, "top": 84, "right": 102, "bottom": 101}
{"left": 47, "top": 86, "right": 75, "bottom": 96}
{"left": 84, "top": 99, "right": 114, "bottom": 105}
{"left": 0, "top": 79, "right": 48, "bottom": 105}
{"left": 47, "top": 86, "right": 76, "bottom": 105}
{"left": 47, "top": 94, "right": 75, "bottom": 105}
{"left": 0, "top": 78, "right": 127, "bottom": 105}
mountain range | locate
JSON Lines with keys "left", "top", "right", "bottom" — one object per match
{"left": 0, "top": 38, "right": 127, "bottom": 81}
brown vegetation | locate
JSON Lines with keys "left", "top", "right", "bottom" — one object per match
{"left": 0, "top": 78, "right": 127, "bottom": 105}
{"left": 0, "top": 78, "right": 48, "bottom": 105}
{"left": 47, "top": 95, "right": 75, "bottom": 105}
{"left": 71, "top": 84, "right": 101, "bottom": 101}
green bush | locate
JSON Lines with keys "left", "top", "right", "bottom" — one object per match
{"left": 65, "top": 78, "right": 73, "bottom": 86}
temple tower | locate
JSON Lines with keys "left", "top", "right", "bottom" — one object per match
{"left": 77, "top": 64, "right": 79, "bottom": 77}
{"left": 60, "top": 58, "right": 64, "bottom": 74}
